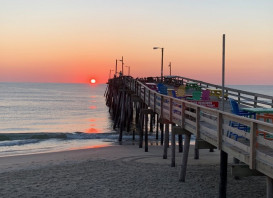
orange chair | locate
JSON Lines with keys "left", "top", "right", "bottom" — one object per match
{"left": 256, "top": 114, "right": 273, "bottom": 140}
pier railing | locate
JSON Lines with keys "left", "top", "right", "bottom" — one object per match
{"left": 141, "top": 76, "right": 273, "bottom": 108}
{"left": 123, "top": 76, "right": 273, "bottom": 179}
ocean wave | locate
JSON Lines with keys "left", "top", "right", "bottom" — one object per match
{"left": 0, "top": 139, "right": 41, "bottom": 146}
{"left": 0, "top": 132, "right": 118, "bottom": 141}
{"left": 0, "top": 132, "right": 123, "bottom": 147}
{"left": 0, "top": 131, "right": 192, "bottom": 147}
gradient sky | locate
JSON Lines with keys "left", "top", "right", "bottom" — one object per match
{"left": 1, "top": 0, "right": 273, "bottom": 84}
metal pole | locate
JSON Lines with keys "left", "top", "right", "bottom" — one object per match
{"left": 121, "top": 56, "right": 123, "bottom": 75}
{"left": 115, "top": 59, "right": 117, "bottom": 76}
{"left": 109, "top": 69, "right": 111, "bottom": 79}
{"left": 161, "top": 48, "right": 164, "bottom": 82}
{"left": 222, "top": 34, "right": 225, "bottom": 111}
{"left": 219, "top": 34, "right": 227, "bottom": 198}
{"left": 129, "top": 66, "right": 130, "bottom": 76}
{"left": 169, "top": 62, "right": 171, "bottom": 76}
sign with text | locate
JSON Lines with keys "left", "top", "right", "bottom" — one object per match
{"left": 190, "top": 101, "right": 219, "bottom": 108}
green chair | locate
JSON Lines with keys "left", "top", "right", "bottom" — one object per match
{"left": 186, "top": 90, "right": 201, "bottom": 100}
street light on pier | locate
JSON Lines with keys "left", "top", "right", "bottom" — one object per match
{"left": 109, "top": 69, "right": 114, "bottom": 79}
{"left": 153, "top": 47, "right": 164, "bottom": 82}
{"left": 125, "top": 66, "right": 130, "bottom": 76}
{"left": 169, "top": 62, "right": 171, "bottom": 76}
{"left": 119, "top": 56, "right": 124, "bottom": 75}
{"left": 115, "top": 59, "right": 118, "bottom": 76}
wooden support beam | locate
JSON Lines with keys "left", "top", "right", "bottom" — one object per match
{"left": 145, "top": 113, "right": 148, "bottom": 152}
{"left": 178, "top": 134, "right": 183, "bottom": 153}
{"left": 139, "top": 111, "right": 144, "bottom": 148}
{"left": 267, "top": 177, "right": 273, "bottom": 198}
{"left": 160, "top": 123, "right": 164, "bottom": 145}
{"left": 219, "top": 150, "right": 228, "bottom": 198}
{"left": 138, "top": 109, "right": 154, "bottom": 152}
{"left": 194, "top": 107, "right": 200, "bottom": 159}
{"left": 156, "top": 113, "right": 159, "bottom": 140}
{"left": 171, "top": 129, "right": 176, "bottom": 167}
{"left": 171, "top": 126, "right": 186, "bottom": 167}
{"left": 163, "top": 123, "right": 169, "bottom": 159}
{"left": 179, "top": 131, "right": 191, "bottom": 182}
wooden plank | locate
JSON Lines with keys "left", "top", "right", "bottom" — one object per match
{"left": 258, "top": 124, "right": 273, "bottom": 133}
{"left": 257, "top": 136, "right": 273, "bottom": 149}
{"left": 185, "top": 119, "right": 196, "bottom": 127}
{"left": 184, "top": 125, "right": 195, "bottom": 135}
{"left": 173, "top": 113, "right": 182, "bottom": 120}
{"left": 185, "top": 110, "right": 196, "bottom": 118}
{"left": 222, "top": 124, "right": 251, "bottom": 139}
{"left": 200, "top": 115, "right": 217, "bottom": 125}
{"left": 223, "top": 114, "right": 252, "bottom": 127}
{"left": 256, "top": 150, "right": 273, "bottom": 168}
{"left": 222, "top": 136, "right": 249, "bottom": 153}
{"left": 200, "top": 125, "right": 217, "bottom": 137}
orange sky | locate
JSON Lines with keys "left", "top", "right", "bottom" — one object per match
{"left": 1, "top": 1, "right": 273, "bottom": 84}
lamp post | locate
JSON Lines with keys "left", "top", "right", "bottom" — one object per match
{"left": 115, "top": 59, "right": 118, "bottom": 76}
{"left": 119, "top": 56, "right": 124, "bottom": 75}
{"left": 153, "top": 47, "right": 164, "bottom": 82}
{"left": 169, "top": 62, "right": 171, "bottom": 76}
{"left": 125, "top": 66, "right": 130, "bottom": 76}
{"left": 109, "top": 69, "right": 114, "bottom": 79}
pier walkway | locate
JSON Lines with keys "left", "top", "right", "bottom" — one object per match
{"left": 105, "top": 75, "right": 273, "bottom": 197}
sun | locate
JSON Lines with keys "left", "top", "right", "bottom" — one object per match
{"left": 90, "top": 79, "right": 96, "bottom": 84}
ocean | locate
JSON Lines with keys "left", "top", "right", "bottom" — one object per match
{"left": 0, "top": 82, "right": 120, "bottom": 157}
{"left": 1, "top": 82, "right": 273, "bottom": 157}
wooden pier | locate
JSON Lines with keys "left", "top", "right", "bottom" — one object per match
{"left": 105, "top": 75, "right": 273, "bottom": 198}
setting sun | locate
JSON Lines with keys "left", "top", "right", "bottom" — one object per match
{"left": 90, "top": 79, "right": 96, "bottom": 84}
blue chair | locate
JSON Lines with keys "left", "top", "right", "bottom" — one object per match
{"left": 228, "top": 99, "right": 255, "bottom": 140}
{"left": 157, "top": 83, "right": 168, "bottom": 95}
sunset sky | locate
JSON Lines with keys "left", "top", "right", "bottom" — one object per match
{"left": 1, "top": 0, "right": 272, "bottom": 84}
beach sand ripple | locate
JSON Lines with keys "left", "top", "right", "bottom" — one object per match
{"left": 0, "top": 145, "right": 266, "bottom": 198}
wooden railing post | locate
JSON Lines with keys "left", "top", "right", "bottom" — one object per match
{"left": 195, "top": 107, "right": 200, "bottom": 137}
{"left": 148, "top": 90, "right": 151, "bottom": 106}
{"left": 170, "top": 98, "right": 173, "bottom": 123}
{"left": 217, "top": 112, "right": 223, "bottom": 150}
{"left": 254, "top": 96, "right": 258, "bottom": 107}
{"left": 144, "top": 87, "right": 146, "bottom": 104}
{"left": 154, "top": 93, "right": 156, "bottom": 111}
{"left": 250, "top": 122, "right": 257, "bottom": 169}
{"left": 161, "top": 96, "right": 164, "bottom": 119}
{"left": 194, "top": 107, "right": 200, "bottom": 159}
{"left": 182, "top": 102, "right": 185, "bottom": 129}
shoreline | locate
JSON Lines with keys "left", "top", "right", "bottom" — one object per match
{"left": 0, "top": 143, "right": 267, "bottom": 197}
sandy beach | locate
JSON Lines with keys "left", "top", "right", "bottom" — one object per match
{"left": 0, "top": 143, "right": 266, "bottom": 198}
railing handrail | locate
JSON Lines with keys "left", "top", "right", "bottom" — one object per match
{"left": 140, "top": 75, "right": 273, "bottom": 108}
